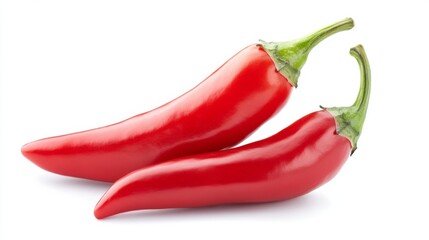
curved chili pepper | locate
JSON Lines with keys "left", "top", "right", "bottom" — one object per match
{"left": 93, "top": 45, "right": 370, "bottom": 219}
{"left": 21, "top": 19, "right": 354, "bottom": 182}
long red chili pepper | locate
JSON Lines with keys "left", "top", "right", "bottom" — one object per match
{"left": 21, "top": 19, "right": 354, "bottom": 182}
{"left": 93, "top": 45, "right": 370, "bottom": 219}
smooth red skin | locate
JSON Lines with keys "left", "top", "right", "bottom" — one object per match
{"left": 94, "top": 110, "right": 352, "bottom": 219}
{"left": 21, "top": 45, "right": 292, "bottom": 182}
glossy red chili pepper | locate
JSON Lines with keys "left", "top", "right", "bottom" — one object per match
{"left": 21, "top": 19, "right": 354, "bottom": 182}
{"left": 93, "top": 45, "right": 370, "bottom": 219}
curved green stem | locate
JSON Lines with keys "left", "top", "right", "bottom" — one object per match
{"left": 326, "top": 45, "right": 371, "bottom": 155}
{"left": 260, "top": 18, "right": 354, "bottom": 87}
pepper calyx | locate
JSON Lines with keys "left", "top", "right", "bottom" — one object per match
{"left": 260, "top": 18, "right": 354, "bottom": 88}
{"left": 326, "top": 45, "right": 371, "bottom": 155}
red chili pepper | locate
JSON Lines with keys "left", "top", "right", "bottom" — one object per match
{"left": 21, "top": 19, "right": 354, "bottom": 182}
{"left": 93, "top": 45, "right": 370, "bottom": 219}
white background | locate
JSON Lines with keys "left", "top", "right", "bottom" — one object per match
{"left": 1, "top": 0, "right": 428, "bottom": 239}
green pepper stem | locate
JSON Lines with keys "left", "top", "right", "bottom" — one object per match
{"left": 350, "top": 46, "right": 371, "bottom": 115}
{"left": 326, "top": 45, "right": 371, "bottom": 155}
{"left": 260, "top": 18, "right": 354, "bottom": 87}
